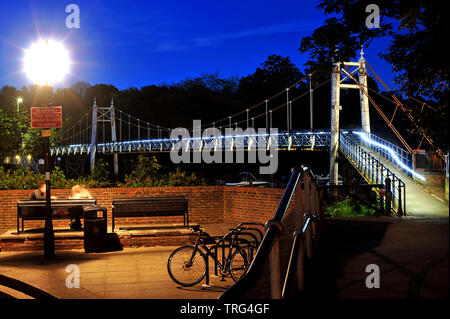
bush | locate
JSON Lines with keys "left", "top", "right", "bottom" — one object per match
{"left": 0, "top": 167, "right": 41, "bottom": 190}
{"left": 166, "top": 167, "right": 206, "bottom": 186}
{"left": 120, "top": 155, "right": 163, "bottom": 187}
{"left": 120, "top": 155, "right": 206, "bottom": 187}
{"left": 325, "top": 198, "right": 377, "bottom": 218}
{"left": 0, "top": 156, "right": 207, "bottom": 190}
{"left": 0, "top": 166, "right": 72, "bottom": 190}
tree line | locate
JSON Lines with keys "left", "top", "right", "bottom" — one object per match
{"left": 1, "top": 0, "right": 447, "bottom": 162}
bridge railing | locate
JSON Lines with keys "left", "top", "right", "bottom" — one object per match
{"left": 50, "top": 130, "right": 332, "bottom": 155}
{"left": 351, "top": 131, "right": 413, "bottom": 178}
{"left": 219, "top": 165, "right": 323, "bottom": 299}
{"left": 340, "top": 132, "right": 406, "bottom": 215}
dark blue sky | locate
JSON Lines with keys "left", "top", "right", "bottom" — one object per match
{"left": 1, "top": 0, "right": 395, "bottom": 90}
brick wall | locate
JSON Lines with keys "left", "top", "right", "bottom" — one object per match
{"left": 223, "top": 187, "right": 288, "bottom": 225}
{"left": 0, "top": 186, "right": 287, "bottom": 232}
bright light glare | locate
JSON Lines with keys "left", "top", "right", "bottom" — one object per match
{"left": 17, "top": 97, "right": 23, "bottom": 103}
{"left": 23, "top": 40, "right": 70, "bottom": 85}
{"left": 354, "top": 131, "right": 426, "bottom": 181}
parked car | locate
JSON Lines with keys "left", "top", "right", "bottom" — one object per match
{"left": 225, "top": 172, "right": 270, "bottom": 187}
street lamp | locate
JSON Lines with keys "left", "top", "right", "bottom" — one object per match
{"left": 24, "top": 39, "right": 70, "bottom": 86}
{"left": 23, "top": 39, "right": 70, "bottom": 259}
{"left": 17, "top": 97, "right": 23, "bottom": 113}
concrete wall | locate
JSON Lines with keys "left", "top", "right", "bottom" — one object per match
{"left": 0, "top": 186, "right": 287, "bottom": 232}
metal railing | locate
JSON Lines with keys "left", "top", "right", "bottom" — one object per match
{"left": 347, "top": 131, "right": 413, "bottom": 177}
{"left": 340, "top": 133, "right": 406, "bottom": 215}
{"left": 219, "top": 165, "right": 323, "bottom": 299}
{"left": 369, "top": 133, "right": 412, "bottom": 174}
{"left": 51, "top": 130, "right": 332, "bottom": 156}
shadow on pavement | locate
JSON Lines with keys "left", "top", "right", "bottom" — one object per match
{"left": 310, "top": 218, "right": 392, "bottom": 298}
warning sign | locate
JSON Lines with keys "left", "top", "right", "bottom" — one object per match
{"left": 31, "top": 107, "right": 62, "bottom": 128}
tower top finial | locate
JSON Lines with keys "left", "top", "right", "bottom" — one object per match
{"left": 360, "top": 45, "right": 364, "bottom": 59}
{"left": 93, "top": 97, "right": 97, "bottom": 107}
{"left": 110, "top": 98, "right": 114, "bottom": 107}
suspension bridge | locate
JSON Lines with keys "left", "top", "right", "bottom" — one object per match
{"left": 49, "top": 49, "right": 448, "bottom": 217}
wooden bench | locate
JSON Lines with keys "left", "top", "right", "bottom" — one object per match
{"left": 17, "top": 199, "right": 106, "bottom": 233}
{"left": 112, "top": 196, "right": 189, "bottom": 231}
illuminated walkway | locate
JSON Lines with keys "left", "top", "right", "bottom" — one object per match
{"left": 363, "top": 146, "right": 448, "bottom": 217}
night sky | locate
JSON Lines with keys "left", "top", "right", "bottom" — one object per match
{"left": 1, "top": 0, "right": 395, "bottom": 90}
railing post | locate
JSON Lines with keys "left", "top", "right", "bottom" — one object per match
{"left": 397, "top": 183, "right": 403, "bottom": 217}
{"left": 295, "top": 171, "right": 304, "bottom": 232}
{"left": 385, "top": 177, "right": 392, "bottom": 214}
{"left": 297, "top": 240, "right": 305, "bottom": 292}
{"left": 269, "top": 239, "right": 282, "bottom": 299}
{"left": 304, "top": 171, "right": 311, "bottom": 214}
{"left": 293, "top": 170, "right": 305, "bottom": 293}
{"left": 305, "top": 217, "right": 313, "bottom": 259}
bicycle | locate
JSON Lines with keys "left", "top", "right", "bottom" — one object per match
{"left": 167, "top": 225, "right": 258, "bottom": 287}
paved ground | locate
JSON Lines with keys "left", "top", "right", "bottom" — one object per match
{"left": 0, "top": 219, "right": 448, "bottom": 299}
{"left": 0, "top": 223, "right": 237, "bottom": 299}
{"left": 315, "top": 216, "right": 448, "bottom": 299}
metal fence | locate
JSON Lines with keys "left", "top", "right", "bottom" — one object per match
{"left": 340, "top": 133, "right": 406, "bottom": 215}
{"left": 368, "top": 133, "right": 412, "bottom": 175}
{"left": 219, "top": 165, "right": 323, "bottom": 299}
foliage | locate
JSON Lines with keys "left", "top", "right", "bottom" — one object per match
{"left": 166, "top": 167, "right": 206, "bottom": 187}
{"left": 119, "top": 155, "right": 206, "bottom": 188}
{"left": 0, "top": 167, "right": 42, "bottom": 190}
{"left": 299, "top": 0, "right": 448, "bottom": 150}
{"left": 237, "top": 55, "right": 305, "bottom": 104}
{"left": 0, "top": 108, "right": 28, "bottom": 155}
{"left": 120, "top": 155, "right": 163, "bottom": 187}
{"left": 325, "top": 198, "right": 377, "bottom": 218}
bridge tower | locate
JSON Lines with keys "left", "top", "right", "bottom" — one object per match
{"left": 90, "top": 98, "right": 119, "bottom": 177}
{"left": 329, "top": 48, "right": 371, "bottom": 186}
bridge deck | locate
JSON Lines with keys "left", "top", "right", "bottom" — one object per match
{"left": 362, "top": 145, "right": 448, "bottom": 217}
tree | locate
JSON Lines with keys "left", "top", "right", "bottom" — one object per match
{"left": 299, "top": 0, "right": 448, "bottom": 150}
{"left": 0, "top": 108, "right": 26, "bottom": 155}
{"left": 237, "top": 55, "right": 304, "bottom": 104}
{"left": 71, "top": 81, "right": 91, "bottom": 99}
{"left": 86, "top": 84, "right": 119, "bottom": 107}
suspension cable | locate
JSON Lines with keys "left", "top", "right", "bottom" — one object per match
{"left": 365, "top": 61, "right": 445, "bottom": 159}
{"left": 341, "top": 65, "right": 414, "bottom": 154}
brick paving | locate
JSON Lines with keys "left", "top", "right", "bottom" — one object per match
{"left": 0, "top": 219, "right": 448, "bottom": 299}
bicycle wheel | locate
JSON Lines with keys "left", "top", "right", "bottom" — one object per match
{"left": 167, "top": 245, "right": 207, "bottom": 287}
{"left": 230, "top": 245, "right": 257, "bottom": 282}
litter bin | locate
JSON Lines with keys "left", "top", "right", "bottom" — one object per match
{"left": 84, "top": 216, "right": 107, "bottom": 253}
{"left": 83, "top": 206, "right": 108, "bottom": 253}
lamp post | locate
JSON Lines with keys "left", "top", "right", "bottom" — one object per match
{"left": 17, "top": 97, "right": 23, "bottom": 114}
{"left": 24, "top": 39, "right": 70, "bottom": 259}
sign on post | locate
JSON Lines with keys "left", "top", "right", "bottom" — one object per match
{"left": 31, "top": 106, "right": 62, "bottom": 129}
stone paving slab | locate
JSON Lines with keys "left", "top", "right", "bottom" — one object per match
{"left": 1, "top": 219, "right": 448, "bottom": 300}
{"left": 0, "top": 224, "right": 197, "bottom": 252}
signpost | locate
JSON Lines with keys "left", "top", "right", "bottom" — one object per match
{"left": 31, "top": 107, "right": 62, "bottom": 129}
{"left": 31, "top": 106, "right": 62, "bottom": 259}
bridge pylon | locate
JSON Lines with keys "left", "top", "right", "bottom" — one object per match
{"left": 90, "top": 98, "right": 119, "bottom": 177}
{"left": 329, "top": 47, "right": 371, "bottom": 187}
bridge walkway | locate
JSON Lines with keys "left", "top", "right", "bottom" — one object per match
{"left": 361, "top": 145, "right": 448, "bottom": 217}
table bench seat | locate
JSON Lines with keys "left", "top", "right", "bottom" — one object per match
{"left": 17, "top": 199, "right": 106, "bottom": 233}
